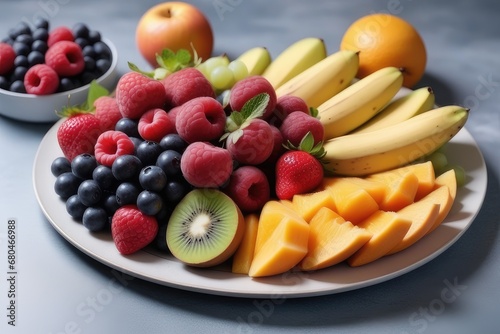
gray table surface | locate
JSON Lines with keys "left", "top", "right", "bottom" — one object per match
{"left": 1, "top": 1, "right": 499, "bottom": 333}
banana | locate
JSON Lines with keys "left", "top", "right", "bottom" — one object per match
{"left": 262, "top": 37, "right": 327, "bottom": 89}
{"left": 235, "top": 46, "right": 272, "bottom": 76}
{"left": 275, "top": 50, "right": 359, "bottom": 109}
{"left": 322, "top": 105, "right": 469, "bottom": 176}
{"left": 351, "top": 86, "right": 435, "bottom": 134}
{"left": 318, "top": 66, "right": 404, "bottom": 140}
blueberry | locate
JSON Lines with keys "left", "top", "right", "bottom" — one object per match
{"left": 9, "top": 22, "right": 31, "bottom": 40}
{"left": 9, "top": 80, "right": 25, "bottom": 93}
{"left": 159, "top": 134, "right": 188, "bottom": 153}
{"left": 162, "top": 179, "right": 192, "bottom": 204}
{"left": 156, "top": 150, "right": 182, "bottom": 177}
{"left": 84, "top": 56, "right": 96, "bottom": 72}
{"left": 88, "top": 30, "right": 102, "bottom": 44}
{"left": 115, "top": 118, "right": 140, "bottom": 138}
{"left": 92, "top": 165, "right": 116, "bottom": 191}
{"left": 115, "top": 182, "right": 140, "bottom": 206}
{"left": 34, "top": 18, "right": 49, "bottom": 30}
{"left": 71, "top": 154, "right": 97, "bottom": 179}
{"left": 77, "top": 179, "right": 102, "bottom": 206}
{"left": 27, "top": 50, "right": 44, "bottom": 66}
{"left": 136, "top": 141, "right": 162, "bottom": 165}
{"left": 51, "top": 157, "right": 72, "bottom": 177}
{"left": 112, "top": 155, "right": 142, "bottom": 181}
{"left": 12, "top": 41, "right": 30, "bottom": 56}
{"left": 32, "top": 28, "right": 49, "bottom": 42}
{"left": 96, "top": 58, "right": 111, "bottom": 74}
{"left": 129, "top": 137, "right": 143, "bottom": 154}
{"left": 93, "top": 41, "right": 110, "bottom": 58}
{"left": 73, "top": 23, "right": 90, "bottom": 39}
{"left": 102, "top": 193, "right": 120, "bottom": 216}
{"left": 59, "top": 77, "right": 75, "bottom": 92}
{"left": 82, "top": 45, "right": 96, "bottom": 58}
{"left": 54, "top": 172, "right": 82, "bottom": 199}
{"left": 14, "top": 55, "right": 29, "bottom": 68}
{"left": 31, "top": 40, "right": 48, "bottom": 54}
{"left": 137, "top": 190, "right": 163, "bottom": 216}
{"left": 139, "top": 165, "right": 167, "bottom": 192}
{"left": 153, "top": 220, "right": 169, "bottom": 251}
{"left": 82, "top": 207, "right": 109, "bottom": 232}
{"left": 11, "top": 66, "right": 28, "bottom": 82}
{"left": 0, "top": 77, "right": 9, "bottom": 90}
{"left": 16, "top": 34, "right": 33, "bottom": 45}
{"left": 75, "top": 37, "right": 89, "bottom": 49}
{"left": 65, "top": 195, "right": 87, "bottom": 220}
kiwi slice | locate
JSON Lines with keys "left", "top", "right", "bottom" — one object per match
{"left": 166, "top": 188, "right": 245, "bottom": 267}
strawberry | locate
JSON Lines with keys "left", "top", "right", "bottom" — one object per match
{"left": 57, "top": 112, "right": 103, "bottom": 161}
{"left": 275, "top": 132, "right": 325, "bottom": 200}
{"left": 56, "top": 81, "right": 110, "bottom": 161}
{"left": 111, "top": 205, "right": 158, "bottom": 255}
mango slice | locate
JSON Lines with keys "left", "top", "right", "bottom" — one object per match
{"left": 300, "top": 207, "right": 372, "bottom": 271}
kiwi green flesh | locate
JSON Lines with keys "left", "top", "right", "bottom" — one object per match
{"left": 166, "top": 189, "right": 245, "bottom": 267}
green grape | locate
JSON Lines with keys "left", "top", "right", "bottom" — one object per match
{"left": 449, "top": 164, "right": 467, "bottom": 187}
{"left": 228, "top": 60, "right": 249, "bottom": 82}
{"left": 210, "top": 65, "right": 235, "bottom": 90}
{"left": 196, "top": 62, "right": 209, "bottom": 78}
{"left": 427, "top": 151, "right": 448, "bottom": 174}
{"left": 203, "top": 56, "right": 230, "bottom": 74}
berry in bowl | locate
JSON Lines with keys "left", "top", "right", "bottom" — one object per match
{"left": 0, "top": 19, "right": 118, "bottom": 123}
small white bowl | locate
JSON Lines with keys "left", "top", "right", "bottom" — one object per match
{"left": 0, "top": 38, "right": 119, "bottom": 123}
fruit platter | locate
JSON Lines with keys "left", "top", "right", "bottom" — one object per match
{"left": 27, "top": 5, "right": 487, "bottom": 297}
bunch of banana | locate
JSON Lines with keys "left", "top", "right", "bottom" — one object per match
{"left": 322, "top": 105, "right": 469, "bottom": 176}
{"left": 275, "top": 50, "right": 359, "bottom": 109}
{"left": 317, "top": 66, "right": 404, "bottom": 140}
{"left": 350, "top": 86, "right": 435, "bottom": 134}
{"left": 262, "top": 37, "right": 327, "bottom": 89}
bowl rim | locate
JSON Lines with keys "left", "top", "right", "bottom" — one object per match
{"left": 0, "top": 37, "right": 118, "bottom": 99}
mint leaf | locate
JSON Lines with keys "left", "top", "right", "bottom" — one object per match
{"left": 86, "top": 80, "right": 109, "bottom": 110}
{"left": 240, "top": 93, "right": 270, "bottom": 120}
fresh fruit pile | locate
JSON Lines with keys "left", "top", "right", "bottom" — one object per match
{"left": 49, "top": 12, "right": 469, "bottom": 278}
{"left": 0, "top": 18, "right": 112, "bottom": 94}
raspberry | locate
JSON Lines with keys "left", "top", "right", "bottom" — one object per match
{"left": 175, "top": 96, "right": 226, "bottom": 143}
{"left": 226, "top": 119, "right": 274, "bottom": 165}
{"left": 138, "top": 108, "right": 175, "bottom": 142}
{"left": 180, "top": 142, "right": 233, "bottom": 188}
{"left": 45, "top": 41, "right": 85, "bottom": 76}
{"left": 94, "top": 130, "right": 135, "bottom": 167}
{"left": 115, "top": 71, "right": 167, "bottom": 119}
{"left": 229, "top": 76, "right": 277, "bottom": 119}
{"left": 94, "top": 96, "right": 122, "bottom": 131}
{"left": 280, "top": 111, "right": 324, "bottom": 147}
{"left": 263, "top": 124, "right": 285, "bottom": 165}
{"left": 111, "top": 205, "right": 159, "bottom": 255}
{"left": 224, "top": 166, "right": 270, "bottom": 213}
{"left": 47, "top": 26, "right": 74, "bottom": 47}
{"left": 0, "top": 43, "right": 16, "bottom": 75}
{"left": 269, "top": 95, "right": 310, "bottom": 127}
{"left": 24, "top": 64, "right": 59, "bottom": 95}
{"left": 162, "top": 68, "right": 215, "bottom": 109}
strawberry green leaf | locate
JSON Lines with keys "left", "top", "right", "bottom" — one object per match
{"left": 128, "top": 61, "right": 155, "bottom": 78}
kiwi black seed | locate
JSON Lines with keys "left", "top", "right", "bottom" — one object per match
{"left": 166, "top": 188, "right": 245, "bottom": 267}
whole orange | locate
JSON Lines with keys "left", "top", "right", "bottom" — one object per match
{"left": 340, "top": 14, "right": 427, "bottom": 88}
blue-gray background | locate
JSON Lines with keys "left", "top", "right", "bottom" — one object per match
{"left": 0, "top": 1, "right": 499, "bottom": 333}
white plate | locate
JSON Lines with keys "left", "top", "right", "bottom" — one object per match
{"left": 33, "top": 119, "right": 487, "bottom": 298}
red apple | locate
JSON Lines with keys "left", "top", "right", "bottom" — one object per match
{"left": 136, "top": 1, "right": 214, "bottom": 68}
